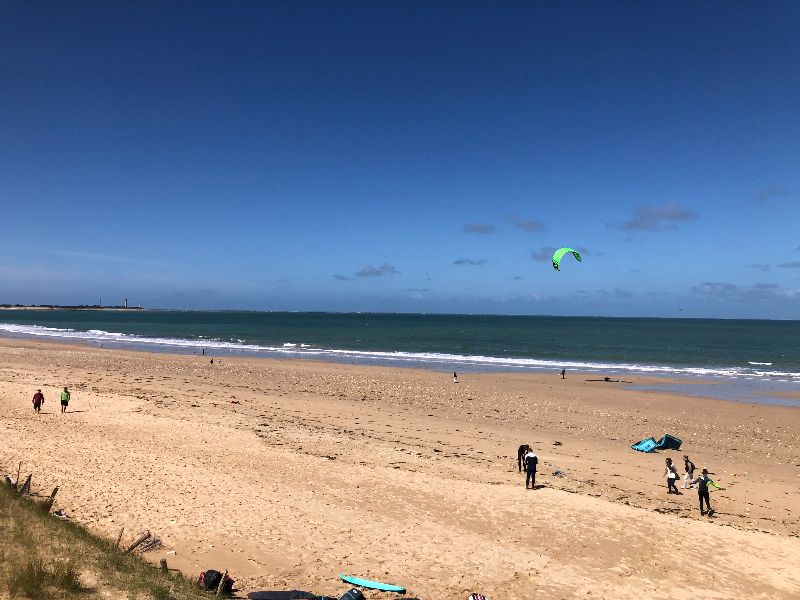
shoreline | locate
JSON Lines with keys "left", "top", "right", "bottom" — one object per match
{"left": 1, "top": 328, "right": 798, "bottom": 407}
{"left": 0, "top": 338, "right": 798, "bottom": 598}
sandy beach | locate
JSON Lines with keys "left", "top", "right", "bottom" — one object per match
{"left": 1, "top": 337, "right": 798, "bottom": 599}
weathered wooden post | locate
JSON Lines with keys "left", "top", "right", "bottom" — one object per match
{"left": 159, "top": 558, "right": 169, "bottom": 574}
{"left": 19, "top": 474, "right": 32, "bottom": 495}
{"left": 124, "top": 530, "right": 151, "bottom": 554}
{"left": 43, "top": 486, "right": 59, "bottom": 512}
{"left": 116, "top": 527, "right": 125, "bottom": 548}
{"left": 216, "top": 569, "right": 228, "bottom": 596}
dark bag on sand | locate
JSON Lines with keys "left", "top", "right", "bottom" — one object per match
{"left": 339, "top": 590, "right": 365, "bottom": 600}
{"left": 199, "top": 569, "right": 234, "bottom": 594}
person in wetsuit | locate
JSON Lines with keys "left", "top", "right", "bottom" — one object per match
{"left": 524, "top": 449, "right": 538, "bottom": 489}
{"left": 517, "top": 444, "right": 531, "bottom": 472}
{"left": 32, "top": 389, "right": 44, "bottom": 413}
{"left": 692, "top": 468, "right": 721, "bottom": 516}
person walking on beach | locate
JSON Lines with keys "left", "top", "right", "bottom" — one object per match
{"left": 524, "top": 448, "right": 538, "bottom": 489}
{"left": 664, "top": 457, "right": 680, "bottom": 494}
{"left": 517, "top": 444, "right": 531, "bottom": 472}
{"left": 453, "top": 371, "right": 458, "bottom": 383}
{"left": 692, "top": 468, "right": 721, "bottom": 516}
{"left": 60, "top": 386, "right": 70, "bottom": 413}
{"left": 682, "top": 455, "right": 696, "bottom": 489}
{"left": 32, "top": 389, "right": 44, "bottom": 413}
{"left": 560, "top": 369, "right": 566, "bottom": 379}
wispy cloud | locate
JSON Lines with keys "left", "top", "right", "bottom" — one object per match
{"left": 777, "top": 261, "right": 800, "bottom": 269}
{"left": 407, "top": 288, "right": 430, "bottom": 292}
{"left": 747, "top": 264, "right": 772, "bottom": 272}
{"left": 755, "top": 184, "right": 789, "bottom": 204}
{"left": 531, "top": 246, "right": 557, "bottom": 261}
{"left": 463, "top": 223, "right": 495, "bottom": 234}
{"left": 511, "top": 275, "right": 523, "bottom": 280}
{"left": 506, "top": 214, "right": 545, "bottom": 232}
{"left": 453, "top": 258, "right": 488, "bottom": 266}
{"left": 23, "top": 246, "right": 161, "bottom": 267}
{"left": 617, "top": 202, "right": 698, "bottom": 231}
{"left": 332, "top": 274, "right": 354, "bottom": 281}
{"left": 630, "top": 268, "right": 642, "bottom": 274}
{"left": 691, "top": 281, "right": 798, "bottom": 300}
{"left": 355, "top": 263, "right": 400, "bottom": 277}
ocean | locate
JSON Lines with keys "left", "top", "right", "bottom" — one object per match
{"left": 1, "top": 310, "right": 798, "bottom": 384}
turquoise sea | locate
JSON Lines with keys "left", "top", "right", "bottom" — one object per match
{"left": 1, "top": 310, "right": 798, "bottom": 404}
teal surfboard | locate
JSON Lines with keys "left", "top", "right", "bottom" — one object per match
{"left": 339, "top": 573, "right": 406, "bottom": 593}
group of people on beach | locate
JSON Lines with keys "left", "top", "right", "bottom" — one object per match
{"left": 514, "top": 443, "right": 720, "bottom": 517}
{"left": 664, "top": 455, "right": 721, "bottom": 516}
{"left": 31, "top": 387, "right": 71, "bottom": 414}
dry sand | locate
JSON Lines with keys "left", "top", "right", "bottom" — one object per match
{"left": 0, "top": 338, "right": 798, "bottom": 599}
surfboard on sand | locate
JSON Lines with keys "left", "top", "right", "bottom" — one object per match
{"left": 339, "top": 574, "right": 406, "bottom": 593}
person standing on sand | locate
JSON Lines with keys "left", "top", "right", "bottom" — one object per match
{"left": 60, "top": 386, "right": 70, "bottom": 413}
{"left": 524, "top": 448, "right": 538, "bottom": 489}
{"left": 682, "top": 455, "right": 696, "bottom": 489}
{"left": 691, "top": 468, "right": 721, "bottom": 516}
{"left": 664, "top": 457, "right": 680, "bottom": 494}
{"left": 453, "top": 371, "right": 458, "bottom": 383}
{"left": 560, "top": 369, "right": 565, "bottom": 379}
{"left": 32, "top": 389, "right": 44, "bottom": 413}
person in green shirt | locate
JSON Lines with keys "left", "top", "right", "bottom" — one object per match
{"left": 691, "top": 468, "right": 722, "bottom": 516}
{"left": 60, "top": 387, "right": 70, "bottom": 413}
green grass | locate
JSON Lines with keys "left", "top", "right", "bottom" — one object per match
{"left": 0, "top": 482, "right": 212, "bottom": 599}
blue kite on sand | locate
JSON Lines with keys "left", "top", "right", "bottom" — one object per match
{"left": 631, "top": 434, "right": 682, "bottom": 452}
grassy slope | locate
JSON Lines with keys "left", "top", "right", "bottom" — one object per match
{"left": 0, "top": 483, "right": 211, "bottom": 599}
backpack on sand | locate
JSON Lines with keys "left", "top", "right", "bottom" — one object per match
{"left": 339, "top": 590, "right": 365, "bottom": 600}
{"left": 198, "top": 569, "right": 234, "bottom": 594}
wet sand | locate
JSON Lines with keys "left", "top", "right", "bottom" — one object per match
{"left": 0, "top": 338, "right": 798, "bottom": 599}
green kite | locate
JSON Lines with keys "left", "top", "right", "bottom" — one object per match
{"left": 552, "top": 247, "right": 582, "bottom": 271}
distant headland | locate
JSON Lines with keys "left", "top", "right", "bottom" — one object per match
{"left": 0, "top": 304, "right": 144, "bottom": 311}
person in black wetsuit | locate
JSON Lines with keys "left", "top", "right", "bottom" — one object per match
{"left": 517, "top": 444, "right": 531, "bottom": 472}
{"left": 32, "top": 389, "right": 44, "bottom": 413}
{"left": 692, "top": 468, "right": 721, "bottom": 516}
{"left": 524, "top": 449, "right": 538, "bottom": 489}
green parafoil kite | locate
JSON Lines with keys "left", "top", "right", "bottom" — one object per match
{"left": 552, "top": 247, "right": 582, "bottom": 271}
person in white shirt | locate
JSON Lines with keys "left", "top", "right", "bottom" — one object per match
{"left": 664, "top": 457, "right": 680, "bottom": 494}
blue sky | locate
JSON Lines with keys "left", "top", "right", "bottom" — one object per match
{"left": 1, "top": 1, "right": 799, "bottom": 317}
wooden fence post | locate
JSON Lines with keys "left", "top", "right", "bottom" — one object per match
{"left": 159, "top": 559, "right": 168, "bottom": 574}
{"left": 216, "top": 569, "right": 228, "bottom": 596}
{"left": 19, "top": 474, "right": 32, "bottom": 495}
{"left": 15, "top": 462, "right": 22, "bottom": 490}
{"left": 115, "top": 527, "right": 125, "bottom": 548}
{"left": 43, "top": 486, "right": 59, "bottom": 512}
{"left": 124, "top": 531, "right": 150, "bottom": 554}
